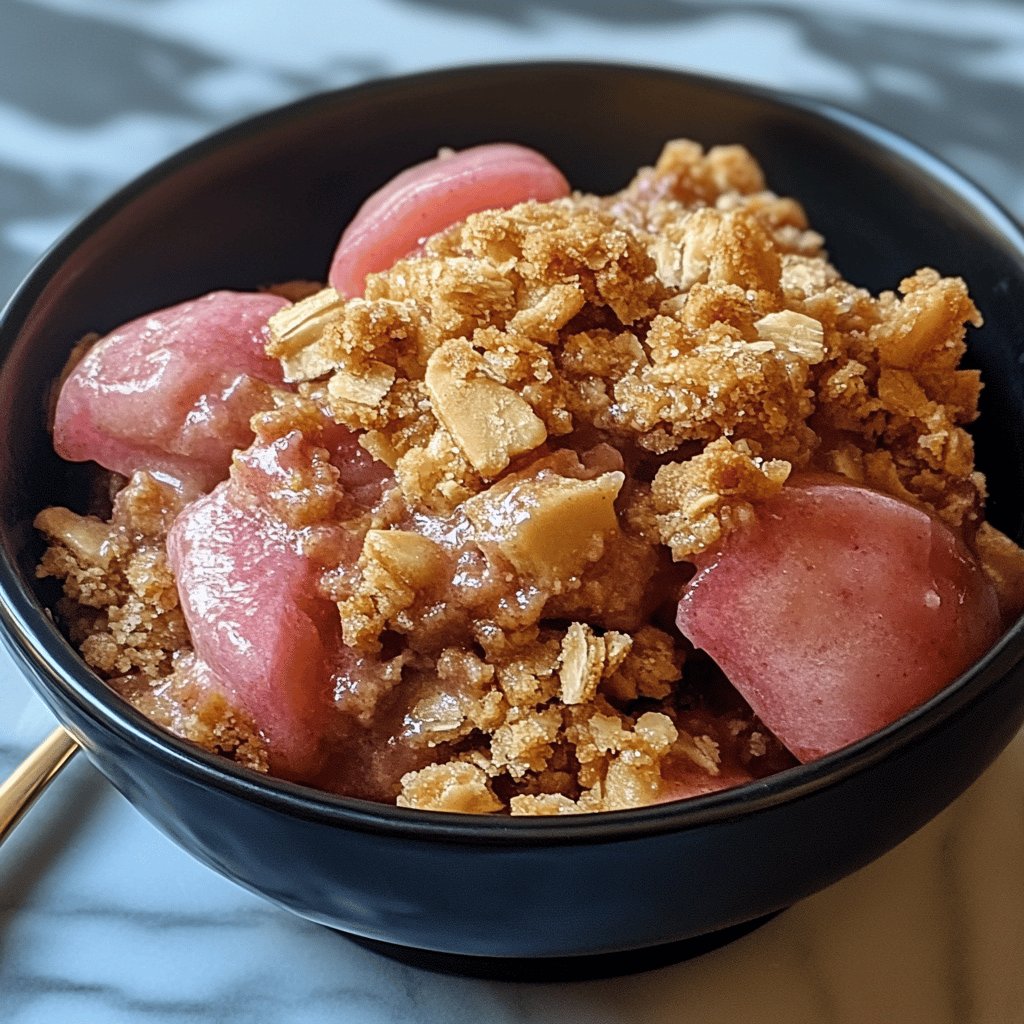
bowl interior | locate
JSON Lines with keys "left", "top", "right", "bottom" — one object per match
{"left": 3, "top": 62, "right": 1024, "bottom": 821}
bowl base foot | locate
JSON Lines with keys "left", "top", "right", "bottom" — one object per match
{"left": 340, "top": 909, "right": 785, "bottom": 981}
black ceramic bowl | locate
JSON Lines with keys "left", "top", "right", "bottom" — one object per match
{"left": 3, "top": 63, "right": 1024, "bottom": 975}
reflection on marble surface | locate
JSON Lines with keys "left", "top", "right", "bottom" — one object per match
{"left": 2, "top": 0, "right": 1024, "bottom": 1021}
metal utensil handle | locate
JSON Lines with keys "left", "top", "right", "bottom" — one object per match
{"left": 0, "top": 727, "right": 80, "bottom": 846}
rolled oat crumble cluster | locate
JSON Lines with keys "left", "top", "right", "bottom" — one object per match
{"left": 35, "top": 140, "right": 1024, "bottom": 814}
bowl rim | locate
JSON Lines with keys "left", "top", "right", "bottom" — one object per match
{"left": 3, "top": 59, "right": 1024, "bottom": 845}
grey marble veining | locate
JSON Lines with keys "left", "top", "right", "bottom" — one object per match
{"left": 2, "top": 1, "right": 1024, "bottom": 1020}
{"left": 4, "top": 0, "right": 1024, "bottom": 300}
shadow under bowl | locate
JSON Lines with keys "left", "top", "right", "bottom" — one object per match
{"left": 2, "top": 63, "right": 1024, "bottom": 971}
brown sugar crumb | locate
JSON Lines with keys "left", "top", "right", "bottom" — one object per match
{"left": 269, "top": 201, "right": 660, "bottom": 512}
{"left": 397, "top": 761, "right": 503, "bottom": 813}
{"left": 113, "top": 654, "right": 269, "bottom": 772}
{"left": 489, "top": 704, "right": 564, "bottom": 779}
{"left": 608, "top": 309, "right": 819, "bottom": 462}
{"left": 39, "top": 137, "right": 1024, "bottom": 816}
{"left": 509, "top": 708, "right": 683, "bottom": 815}
{"left": 424, "top": 335, "right": 550, "bottom": 477}
{"left": 601, "top": 626, "right": 682, "bottom": 703}
{"left": 558, "top": 622, "right": 632, "bottom": 706}
{"left": 609, "top": 140, "right": 823, "bottom": 262}
{"left": 617, "top": 139, "right": 768, "bottom": 212}
{"left": 651, "top": 438, "right": 791, "bottom": 560}
{"left": 402, "top": 647, "right": 504, "bottom": 745}
{"left": 36, "top": 475, "right": 188, "bottom": 679}
{"left": 337, "top": 528, "right": 447, "bottom": 651}
{"left": 568, "top": 709, "right": 679, "bottom": 812}
{"left": 813, "top": 268, "right": 986, "bottom": 528}
{"left": 35, "top": 473, "right": 265, "bottom": 769}
{"left": 509, "top": 792, "right": 580, "bottom": 816}
{"left": 974, "top": 522, "right": 1024, "bottom": 620}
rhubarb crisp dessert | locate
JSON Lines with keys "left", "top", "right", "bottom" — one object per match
{"left": 35, "top": 140, "right": 1024, "bottom": 814}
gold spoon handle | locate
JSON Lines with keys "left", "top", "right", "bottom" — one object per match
{"left": 0, "top": 727, "right": 80, "bottom": 847}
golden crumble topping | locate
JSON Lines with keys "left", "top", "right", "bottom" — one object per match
{"left": 35, "top": 474, "right": 268, "bottom": 770}
{"left": 37, "top": 139, "right": 1024, "bottom": 814}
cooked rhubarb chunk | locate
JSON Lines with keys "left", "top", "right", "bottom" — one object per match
{"left": 166, "top": 481, "right": 337, "bottom": 778}
{"left": 676, "top": 476, "right": 1002, "bottom": 762}
{"left": 328, "top": 143, "right": 570, "bottom": 296}
{"left": 54, "top": 291, "right": 287, "bottom": 490}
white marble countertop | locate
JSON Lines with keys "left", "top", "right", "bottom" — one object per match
{"left": 2, "top": 1, "right": 1024, "bottom": 1020}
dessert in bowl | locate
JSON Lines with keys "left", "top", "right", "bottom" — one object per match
{"left": 3, "top": 63, "right": 1024, "bottom": 965}
{"left": 33, "top": 135, "right": 1021, "bottom": 815}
